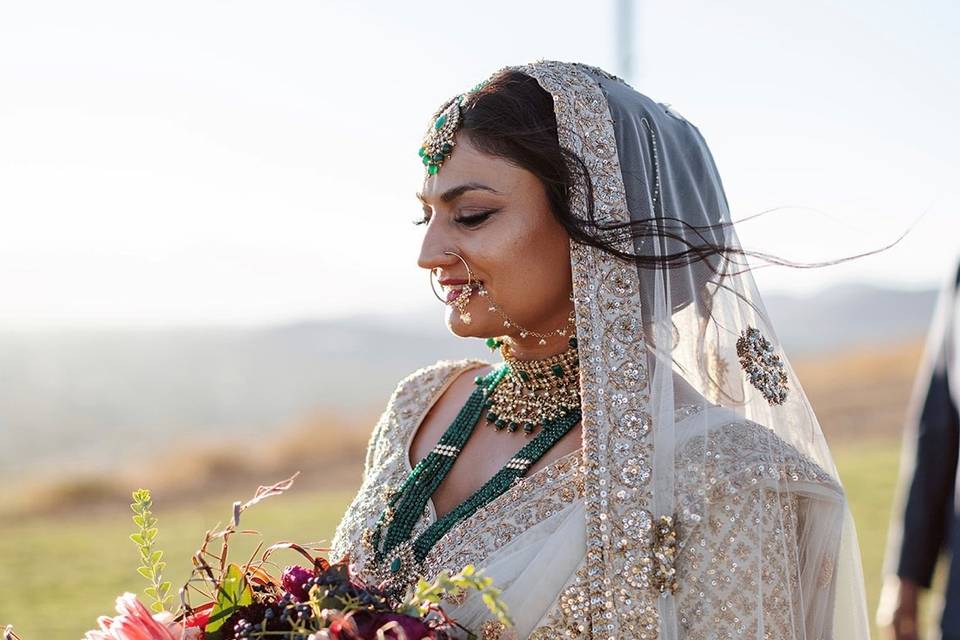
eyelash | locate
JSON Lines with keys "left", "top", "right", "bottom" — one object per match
{"left": 413, "top": 210, "right": 496, "bottom": 227}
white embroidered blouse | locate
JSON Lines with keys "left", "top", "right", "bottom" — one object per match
{"left": 330, "top": 358, "right": 844, "bottom": 639}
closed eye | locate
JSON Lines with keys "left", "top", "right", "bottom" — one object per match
{"left": 412, "top": 210, "right": 497, "bottom": 227}
{"left": 455, "top": 210, "right": 496, "bottom": 227}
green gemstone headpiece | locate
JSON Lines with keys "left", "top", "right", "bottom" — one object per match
{"left": 418, "top": 95, "right": 463, "bottom": 176}
{"left": 418, "top": 78, "right": 491, "bottom": 176}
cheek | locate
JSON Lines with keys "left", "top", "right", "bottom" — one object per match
{"left": 481, "top": 218, "right": 570, "bottom": 298}
{"left": 524, "top": 231, "right": 571, "bottom": 288}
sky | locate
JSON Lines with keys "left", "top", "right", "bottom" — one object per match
{"left": 0, "top": 1, "right": 957, "bottom": 329}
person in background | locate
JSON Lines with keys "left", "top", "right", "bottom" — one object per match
{"left": 879, "top": 255, "right": 960, "bottom": 639}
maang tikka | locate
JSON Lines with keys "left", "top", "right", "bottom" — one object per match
{"left": 418, "top": 78, "right": 490, "bottom": 175}
{"left": 418, "top": 95, "right": 462, "bottom": 176}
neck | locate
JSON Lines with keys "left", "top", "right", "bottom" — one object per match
{"left": 501, "top": 332, "right": 574, "bottom": 361}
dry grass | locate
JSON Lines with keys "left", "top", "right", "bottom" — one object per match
{"left": 2, "top": 406, "right": 380, "bottom": 522}
{"left": 793, "top": 338, "right": 924, "bottom": 443}
{"left": 4, "top": 338, "right": 927, "bottom": 522}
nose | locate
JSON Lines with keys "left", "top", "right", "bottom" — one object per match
{"left": 417, "top": 218, "right": 459, "bottom": 275}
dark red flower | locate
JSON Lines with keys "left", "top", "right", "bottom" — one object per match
{"left": 221, "top": 602, "right": 289, "bottom": 640}
{"left": 329, "top": 611, "right": 435, "bottom": 640}
{"left": 281, "top": 564, "right": 315, "bottom": 602}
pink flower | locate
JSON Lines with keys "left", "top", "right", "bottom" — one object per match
{"left": 84, "top": 593, "right": 200, "bottom": 640}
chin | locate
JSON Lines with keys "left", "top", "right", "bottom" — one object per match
{"left": 445, "top": 311, "right": 495, "bottom": 340}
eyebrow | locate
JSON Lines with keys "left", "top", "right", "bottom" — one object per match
{"left": 416, "top": 182, "right": 501, "bottom": 205}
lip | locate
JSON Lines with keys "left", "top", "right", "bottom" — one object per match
{"left": 440, "top": 279, "right": 483, "bottom": 304}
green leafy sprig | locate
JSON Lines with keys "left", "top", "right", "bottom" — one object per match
{"left": 129, "top": 488, "right": 172, "bottom": 614}
{"left": 403, "top": 564, "right": 513, "bottom": 629}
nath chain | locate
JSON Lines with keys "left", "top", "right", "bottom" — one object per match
{"left": 478, "top": 283, "right": 576, "bottom": 345}
{"left": 429, "top": 251, "right": 576, "bottom": 346}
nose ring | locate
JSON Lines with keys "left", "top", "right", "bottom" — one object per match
{"left": 429, "top": 251, "right": 475, "bottom": 302}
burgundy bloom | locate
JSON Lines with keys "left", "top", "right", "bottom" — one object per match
{"left": 331, "top": 611, "right": 434, "bottom": 640}
{"left": 281, "top": 564, "right": 315, "bottom": 602}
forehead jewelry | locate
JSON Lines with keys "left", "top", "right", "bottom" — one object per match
{"left": 418, "top": 95, "right": 463, "bottom": 176}
{"left": 417, "top": 78, "right": 490, "bottom": 175}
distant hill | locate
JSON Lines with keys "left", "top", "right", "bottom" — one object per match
{"left": 0, "top": 283, "right": 937, "bottom": 481}
{"left": 763, "top": 283, "right": 937, "bottom": 354}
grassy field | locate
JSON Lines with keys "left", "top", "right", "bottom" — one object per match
{"left": 0, "top": 488, "right": 358, "bottom": 639}
{"left": 1, "top": 338, "right": 947, "bottom": 638}
{"left": 833, "top": 441, "right": 946, "bottom": 638}
{"left": 0, "top": 439, "right": 944, "bottom": 639}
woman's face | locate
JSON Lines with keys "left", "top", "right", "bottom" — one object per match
{"left": 416, "top": 133, "right": 573, "bottom": 345}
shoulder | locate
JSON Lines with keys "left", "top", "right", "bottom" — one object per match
{"left": 361, "top": 357, "right": 492, "bottom": 480}
{"left": 676, "top": 413, "right": 841, "bottom": 496}
{"left": 389, "top": 357, "right": 493, "bottom": 406}
{"left": 377, "top": 357, "right": 493, "bottom": 433}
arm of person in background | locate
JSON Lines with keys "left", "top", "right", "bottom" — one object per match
{"left": 877, "top": 258, "right": 960, "bottom": 640}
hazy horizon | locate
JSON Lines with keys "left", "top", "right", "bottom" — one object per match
{"left": 1, "top": 1, "right": 957, "bottom": 330}
{"left": 0, "top": 278, "right": 940, "bottom": 332}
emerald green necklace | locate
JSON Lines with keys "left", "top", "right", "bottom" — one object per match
{"left": 362, "top": 336, "right": 582, "bottom": 595}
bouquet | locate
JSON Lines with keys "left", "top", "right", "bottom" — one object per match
{"left": 3, "top": 473, "right": 511, "bottom": 640}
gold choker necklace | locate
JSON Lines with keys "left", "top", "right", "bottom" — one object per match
{"left": 482, "top": 336, "right": 581, "bottom": 435}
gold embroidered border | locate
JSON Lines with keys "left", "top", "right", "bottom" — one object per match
{"left": 517, "top": 60, "right": 660, "bottom": 639}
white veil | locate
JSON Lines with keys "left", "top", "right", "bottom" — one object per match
{"left": 505, "top": 60, "right": 873, "bottom": 638}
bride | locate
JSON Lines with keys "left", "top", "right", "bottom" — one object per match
{"left": 330, "top": 60, "right": 871, "bottom": 639}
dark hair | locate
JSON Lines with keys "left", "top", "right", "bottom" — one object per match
{"left": 458, "top": 69, "right": 902, "bottom": 279}
{"left": 457, "top": 69, "right": 912, "bottom": 400}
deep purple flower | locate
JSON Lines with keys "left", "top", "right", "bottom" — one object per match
{"left": 281, "top": 564, "right": 315, "bottom": 602}
{"left": 221, "top": 602, "right": 289, "bottom": 639}
{"left": 347, "top": 611, "right": 435, "bottom": 640}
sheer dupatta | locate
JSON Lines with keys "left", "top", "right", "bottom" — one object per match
{"left": 333, "top": 60, "right": 872, "bottom": 639}
{"left": 494, "top": 60, "right": 872, "bottom": 638}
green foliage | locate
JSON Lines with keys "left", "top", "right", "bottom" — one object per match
{"left": 0, "top": 488, "right": 356, "bottom": 640}
{"left": 203, "top": 563, "right": 254, "bottom": 640}
{"left": 403, "top": 563, "right": 513, "bottom": 628}
{"left": 129, "top": 489, "right": 172, "bottom": 614}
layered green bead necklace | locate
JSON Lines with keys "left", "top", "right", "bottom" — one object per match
{"left": 363, "top": 335, "right": 582, "bottom": 594}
